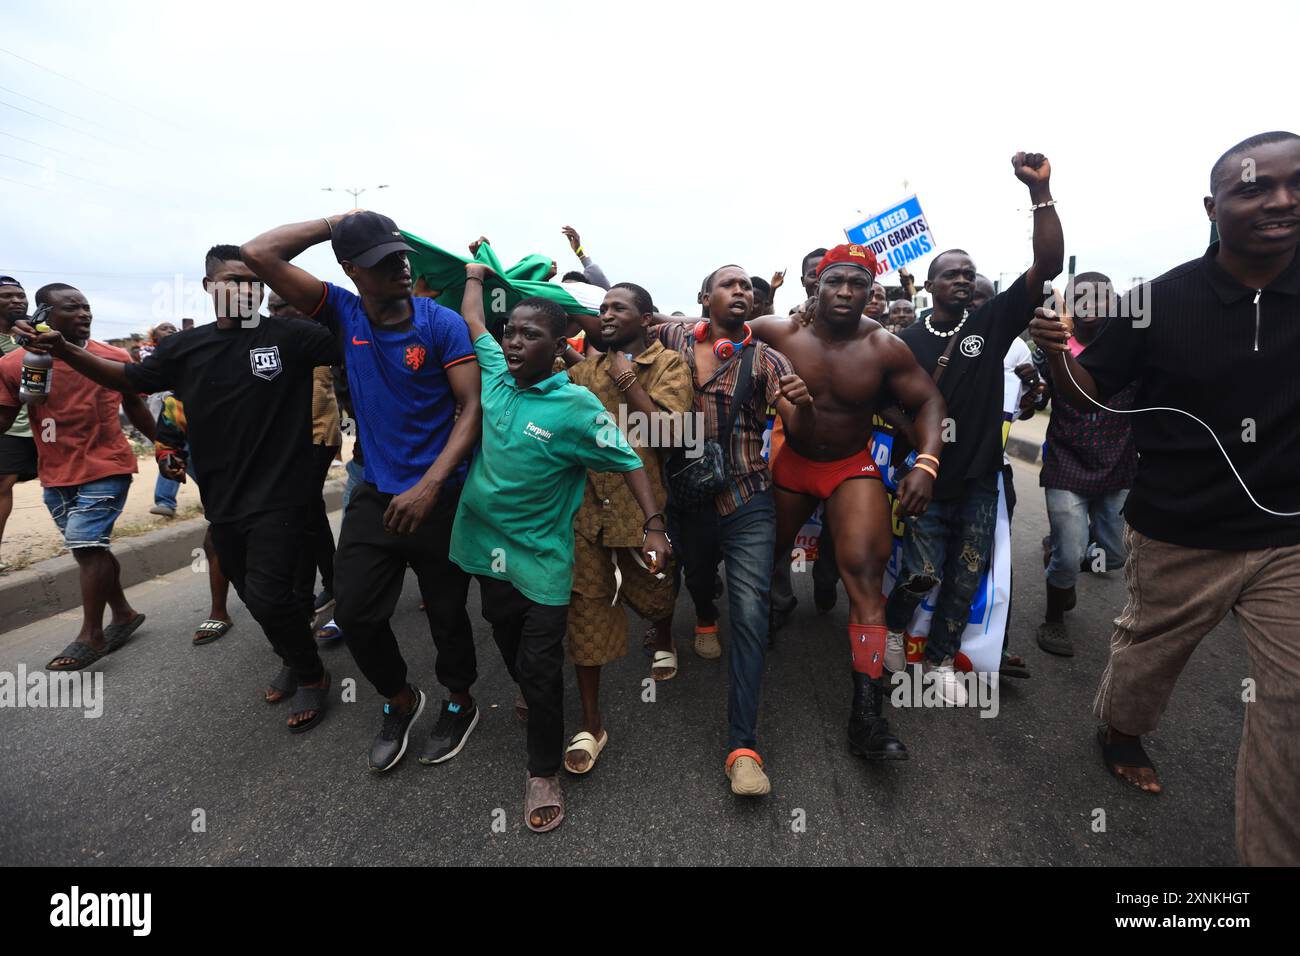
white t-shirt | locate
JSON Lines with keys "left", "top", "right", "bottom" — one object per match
{"left": 1002, "top": 337, "right": 1033, "bottom": 466}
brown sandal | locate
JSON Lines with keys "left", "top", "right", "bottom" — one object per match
{"left": 525, "top": 773, "right": 565, "bottom": 832}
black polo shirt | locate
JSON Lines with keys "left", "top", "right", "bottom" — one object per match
{"left": 1079, "top": 242, "right": 1300, "bottom": 550}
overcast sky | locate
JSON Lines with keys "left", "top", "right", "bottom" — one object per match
{"left": 2, "top": 0, "right": 1296, "bottom": 339}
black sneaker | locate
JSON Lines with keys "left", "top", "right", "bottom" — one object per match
{"left": 419, "top": 699, "right": 480, "bottom": 764}
{"left": 367, "top": 686, "right": 426, "bottom": 772}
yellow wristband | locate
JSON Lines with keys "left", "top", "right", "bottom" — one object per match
{"left": 913, "top": 461, "right": 938, "bottom": 480}
{"left": 916, "top": 453, "right": 941, "bottom": 467}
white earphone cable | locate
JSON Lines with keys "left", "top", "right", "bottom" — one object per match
{"left": 1058, "top": 351, "right": 1300, "bottom": 518}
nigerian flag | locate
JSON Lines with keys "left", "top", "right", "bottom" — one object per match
{"left": 401, "top": 230, "right": 605, "bottom": 321}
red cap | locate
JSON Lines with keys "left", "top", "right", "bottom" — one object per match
{"left": 815, "top": 243, "right": 879, "bottom": 278}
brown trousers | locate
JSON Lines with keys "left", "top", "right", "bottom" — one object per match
{"left": 1095, "top": 526, "right": 1300, "bottom": 866}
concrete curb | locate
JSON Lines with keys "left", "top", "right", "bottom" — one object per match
{"left": 1, "top": 481, "right": 345, "bottom": 633}
{"left": 1006, "top": 436, "right": 1042, "bottom": 466}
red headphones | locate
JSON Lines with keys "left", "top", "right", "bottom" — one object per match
{"left": 694, "top": 321, "right": 753, "bottom": 360}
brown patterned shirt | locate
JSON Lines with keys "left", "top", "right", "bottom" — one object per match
{"left": 569, "top": 340, "right": 693, "bottom": 547}
{"left": 654, "top": 322, "right": 794, "bottom": 515}
{"left": 312, "top": 365, "right": 341, "bottom": 447}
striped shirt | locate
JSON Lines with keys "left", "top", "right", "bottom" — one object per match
{"left": 656, "top": 322, "right": 794, "bottom": 515}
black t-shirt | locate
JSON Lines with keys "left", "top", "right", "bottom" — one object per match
{"left": 124, "top": 318, "right": 339, "bottom": 523}
{"left": 1079, "top": 243, "right": 1300, "bottom": 550}
{"left": 897, "top": 274, "right": 1029, "bottom": 499}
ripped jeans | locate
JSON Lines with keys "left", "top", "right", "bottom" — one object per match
{"left": 885, "top": 473, "right": 999, "bottom": 664}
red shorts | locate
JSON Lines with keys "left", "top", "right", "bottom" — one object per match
{"left": 772, "top": 444, "right": 880, "bottom": 500}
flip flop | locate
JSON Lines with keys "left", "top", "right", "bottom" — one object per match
{"left": 1000, "top": 652, "right": 1032, "bottom": 679}
{"left": 525, "top": 773, "right": 565, "bottom": 833}
{"left": 46, "top": 641, "right": 106, "bottom": 671}
{"left": 287, "top": 671, "right": 331, "bottom": 734}
{"left": 651, "top": 649, "right": 678, "bottom": 681}
{"left": 265, "top": 665, "right": 298, "bottom": 703}
{"left": 104, "top": 613, "right": 146, "bottom": 653}
{"left": 1097, "top": 726, "right": 1162, "bottom": 795}
{"left": 193, "top": 619, "right": 233, "bottom": 646}
{"left": 564, "top": 729, "right": 609, "bottom": 775}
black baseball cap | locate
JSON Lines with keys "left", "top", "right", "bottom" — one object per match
{"left": 0, "top": 275, "right": 22, "bottom": 288}
{"left": 331, "top": 212, "right": 414, "bottom": 268}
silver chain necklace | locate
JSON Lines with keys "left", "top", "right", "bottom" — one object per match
{"left": 924, "top": 313, "right": 967, "bottom": 338}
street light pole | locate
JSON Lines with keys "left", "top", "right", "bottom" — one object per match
{"left": 321, "top": 184, "right": 390, "bottom": 209}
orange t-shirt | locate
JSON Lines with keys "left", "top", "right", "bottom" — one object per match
{"left": 0, "top": 340, "right": 138, "bottom": 488}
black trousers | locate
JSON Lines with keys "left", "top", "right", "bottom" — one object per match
{"left": 209, "top": 507, "right": 322, "bottom": 683}
{"left": 812, "top": 521, "right": 841, "bottom": 593}
{"left": 334, "top": 481, "right": 476, "bottom": 700}
{"left": 312, "top": 443, "right": 340, "bottom": 594}
{"left": 668, "top": 505, "right": 723, "bottom": 622}
{"left": 476, "top": 575, "right": 568, "bottom": 777}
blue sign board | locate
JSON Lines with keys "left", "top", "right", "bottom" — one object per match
{"left": 844, "top": 195, "right": 934, "bottom": 276}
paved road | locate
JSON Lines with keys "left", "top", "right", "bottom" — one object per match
{"left": 0, "top": 459, "right": 1244, "bottom": 865}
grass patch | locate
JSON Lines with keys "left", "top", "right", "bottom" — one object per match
{"left": 111, "top": 504, "right": 205, "bottom": 540}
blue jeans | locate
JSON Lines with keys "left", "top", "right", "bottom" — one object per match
{"left": 154, "top": 473, "right": 179, "bottom": 510}
{"left": 670, "top": 489, "right": 775, "bottom": 752}
{"left": 1045, "top": 487, "right": 1128, "bottom": 588}
{"left": 342, "top": 458, "right": 365, "bottom": 511}
{"left": 885, "top": 475, "right": 999, "bottom": 663}
{"left": 43, "top": 474, "right": 132, "bottom": 549}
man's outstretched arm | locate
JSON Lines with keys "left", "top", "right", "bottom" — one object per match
{"left": 461, "top": 263, "right": 494, "bottom": 339}
{"left": 1012, "top": 151, "right": 1064, "bottom": 306}
{"left": 9, "top": 322, "right": 138, "bottom": 393}
{"left": 1028, "top": 307, "right": 1101, "bottom": 410}
{"left": 241, "top": 213, "right": 355, "bottom": 316}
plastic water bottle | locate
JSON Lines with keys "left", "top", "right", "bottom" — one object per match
{"left": 18, "top": 321, "right": 54, "bottom": 404}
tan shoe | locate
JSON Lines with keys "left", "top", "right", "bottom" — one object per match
{"left": 694, "top": 622, "right": 721, "bottom": 659}
{"left": 726, "top": 749, "right": 771, "bottom": 797}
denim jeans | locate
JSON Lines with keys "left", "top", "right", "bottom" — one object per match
{"left": 43, "top": 474, "right": 132, "bottom": 549}
{"left": 154, "top": 473, "right": 179, "bottom": 510}
{"left": 670, "top": 489, "right": 775, "bottom": 752}
{"left": 342, "top": 458, "right": 365, "bottom": 511}
{"left": 1045, "top": 488, "right": 1128, "bottom": 589}
{"left": 885, "top": 475, "right": 999, "bottom": 663}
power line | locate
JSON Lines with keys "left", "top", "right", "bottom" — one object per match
{"left": 0, "top": 172, "right": 49, "bottom": 191}
{"left": 0, "top": 98, "right": 132, "bottom": 153}
{"left": 0, "top": 82, "right": 128, "bottom": 139}
{"left": 0, "top": 46, "right": 191, "bottom": 133}
{"left": 0, "top": 128, "right": 102, "bottom": 163}
{"left": 0, "top": 151, "right": 142, "bottom": 196}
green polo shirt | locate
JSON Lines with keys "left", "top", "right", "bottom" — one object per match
{"left": 450, "top": 333, "right": 643, "bottom": 605}
{"left": 0, "top": 333, "right": 31, "bottom": 438}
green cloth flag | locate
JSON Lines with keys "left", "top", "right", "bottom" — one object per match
{"left": 401, "top": 230, "right": 604, "bottom": 318}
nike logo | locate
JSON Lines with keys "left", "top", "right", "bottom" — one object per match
{"left": 351, "top": 336, "right": 370, "bottom": 346}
